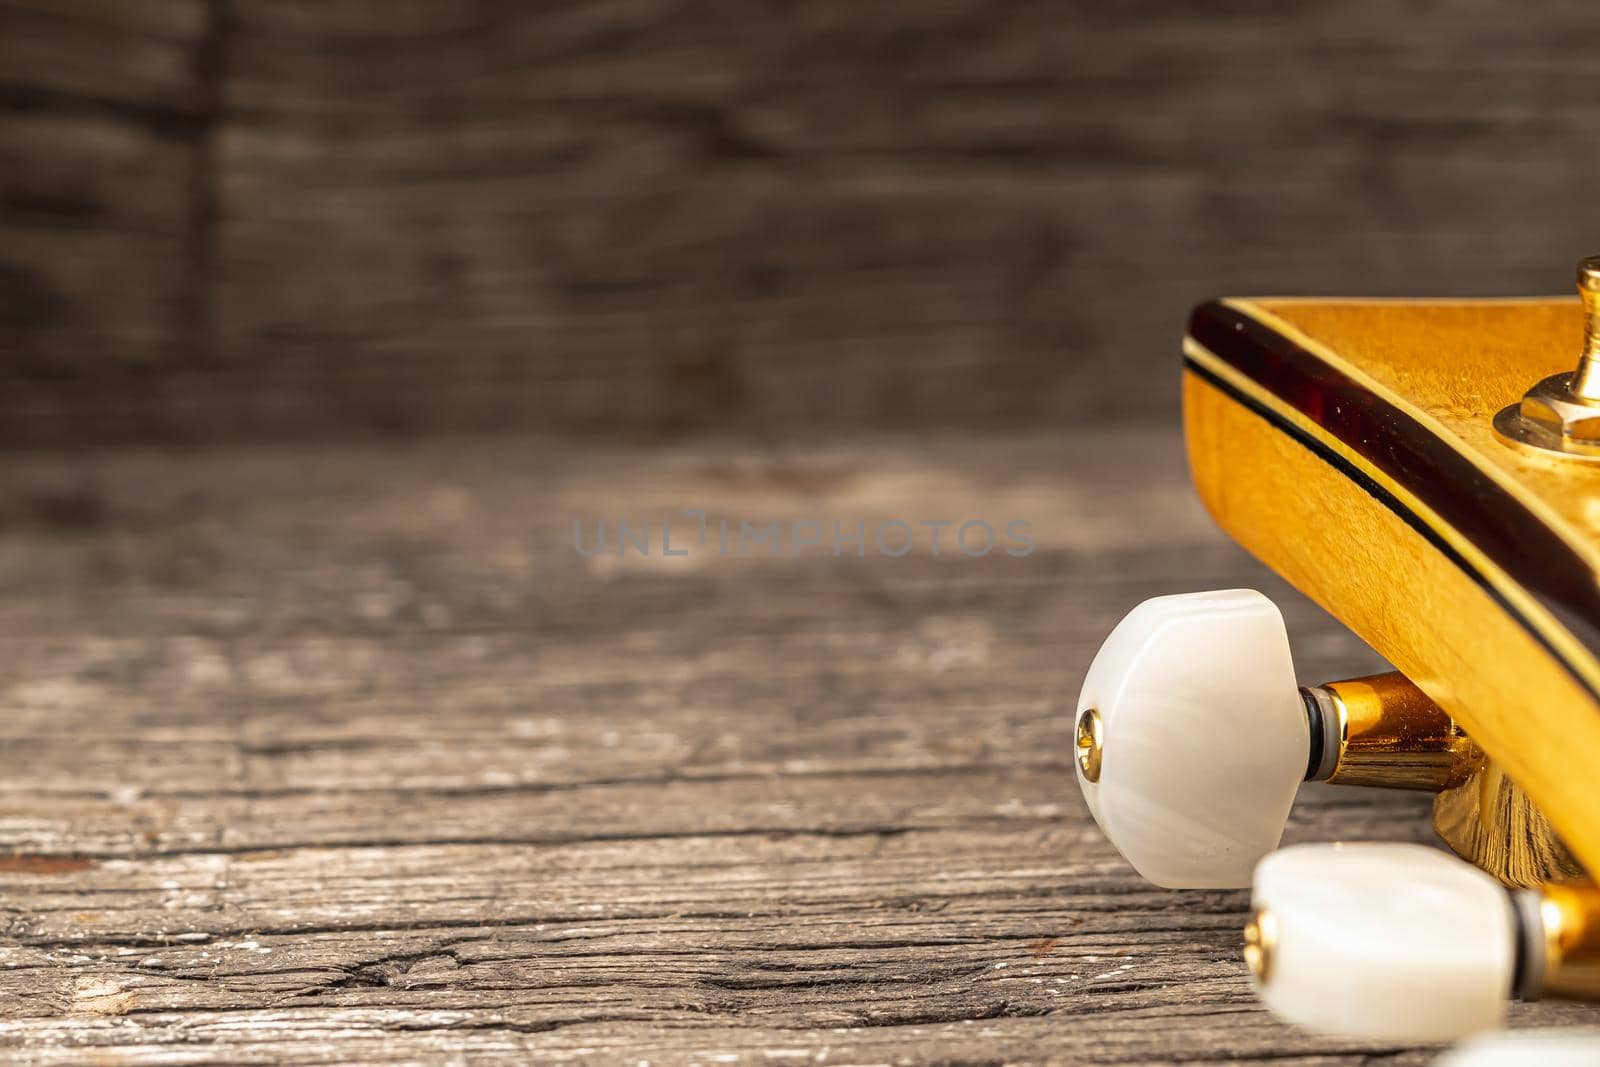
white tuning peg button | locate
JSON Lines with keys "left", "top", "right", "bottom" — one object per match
{"left": 1074, "top": 589, "right": 1306, "bottom": 888}
{"left": 1250, "top": 843, "right": 1517, "bottom": 1042}
{"left": 1435, "top": 1031, "right": 1600, "bottom": 1066}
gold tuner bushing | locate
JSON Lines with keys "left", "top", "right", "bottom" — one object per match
{"left": 1299, "top": 671, "right": 1473, "bottom": 791}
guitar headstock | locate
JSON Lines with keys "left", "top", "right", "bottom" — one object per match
{"left": 1182, "top": 274, "right": 1600, "bottom": 883}
{"left": 1072, "top": 259, "right": 1600, "bottom": 1043}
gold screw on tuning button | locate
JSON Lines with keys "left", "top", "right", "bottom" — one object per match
{"left": 1076, "top": 707, "right": 1103, "bottom": 783}
{"left": 1243, "top": 907, "right": 1276, "bottom": 985}
{"left": 1493, "top": 256, "right": 1600, "bottom": 461}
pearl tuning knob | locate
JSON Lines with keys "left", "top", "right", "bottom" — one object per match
{"left": 1074, "top": 589, "right": 1469, "bottom": 888}
{"left": 1248, "top": 843, "right": 1600, "bottom": 1043}
{"left": 1249, "top": 843, "right": 1515, "bottom": 1041}
{"left": 1074, "top": 589, "right": 1305, "bottom": 888}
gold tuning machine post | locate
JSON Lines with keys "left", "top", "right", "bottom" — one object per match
{"left": 1570, "top": 258, "right": 1600, "bottom": 400}
{"left": 1493, "top": 255, "right": 1600, "bottom": 460}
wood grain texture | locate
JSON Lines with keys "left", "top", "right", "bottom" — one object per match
{"left": 8, "top": 2, "right": 1600, "bottom": 443}
{"left": 0, "top": 1, "right": 213, "bottom": 441}
{"left": 1, "top": 428, "right": 1596, "bottom": 1063}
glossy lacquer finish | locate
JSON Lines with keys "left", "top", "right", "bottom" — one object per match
{"left": 1186, "top": 300, "right": 1600, "bottom": 669}
{"left": 1183, "top": 297, "right": 1600, "bottom": 878}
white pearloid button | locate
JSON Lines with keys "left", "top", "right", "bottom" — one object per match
{"left": 1252, "top": 843, "right": 1516, "bottom": 1042}
{"left": 1435, "top": 1031, "right": 1600, "bottom": 1066}
{"left": 1075, "top": 589, "right": 1305, "bottom": 888}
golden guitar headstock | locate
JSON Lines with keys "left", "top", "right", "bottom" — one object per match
{"left": 1185, "top": 282, "right": 1600, "bottom": 883}
{"left": 1073, "top": 260, "right": 1600, "bottom": 1044}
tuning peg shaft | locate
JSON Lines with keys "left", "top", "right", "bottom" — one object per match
{"left": 1305, "top": 670, "right": 1472, "bottom": 790}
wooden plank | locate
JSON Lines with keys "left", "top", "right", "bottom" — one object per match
{"left": 9, "top": 3, "right": 1600, "bottom": 443}
{"left": 0, "top": 427, "right": 1596, "bottom": 1061}
{"left": 0, "top": 1, "right": 213, "bottom": 444}
{"left": 199, "top": 1, "right": 1600, "bottom": 437}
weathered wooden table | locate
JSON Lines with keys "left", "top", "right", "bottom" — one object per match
{"left": 1, "top": 427, "right": 1594, "bottom": 1064}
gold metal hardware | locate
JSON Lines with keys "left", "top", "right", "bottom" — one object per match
{"left": 1433, "top": 755, "right": 1586, "bottom": 888}
{"left": 1573, "top": 258, "right": 1600, "bottom": 400}
{"left": 1076, "top": 707, "right": 1103, "bottom": 783}
{"left": 1320, "top": 672, "right": 1475, "bottom": 791}
{"left": 1537, "top": 882, "right": 1600, "bottom": 1000}
{"left": 1243, "top": 907, "right": 1275, "bottom": 985}
{"left": 1304, "top": 670, "right": 1579, "bottom": 886}
{"left": 1493, "top": 256, "right": 1600, "bottom": 461}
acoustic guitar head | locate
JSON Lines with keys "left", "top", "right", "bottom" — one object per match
{"left": 1183, "top": 276, "right": 1600, "bottom": 884}
{"left": 1069, "top": 262, "right": 1600, "bottom": 1043}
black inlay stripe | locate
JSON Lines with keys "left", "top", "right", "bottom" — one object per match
{"left": 1182, "top": 354, "right": 1600, "bottom": 706}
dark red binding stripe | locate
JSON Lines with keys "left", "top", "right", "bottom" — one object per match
{"left": 1186, "top": 299, "right": 1600, "bottom": 676}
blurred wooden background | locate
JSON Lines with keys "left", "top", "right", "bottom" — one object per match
{"left": 5, "top": 1, "right": 1600, "bottom": 445}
